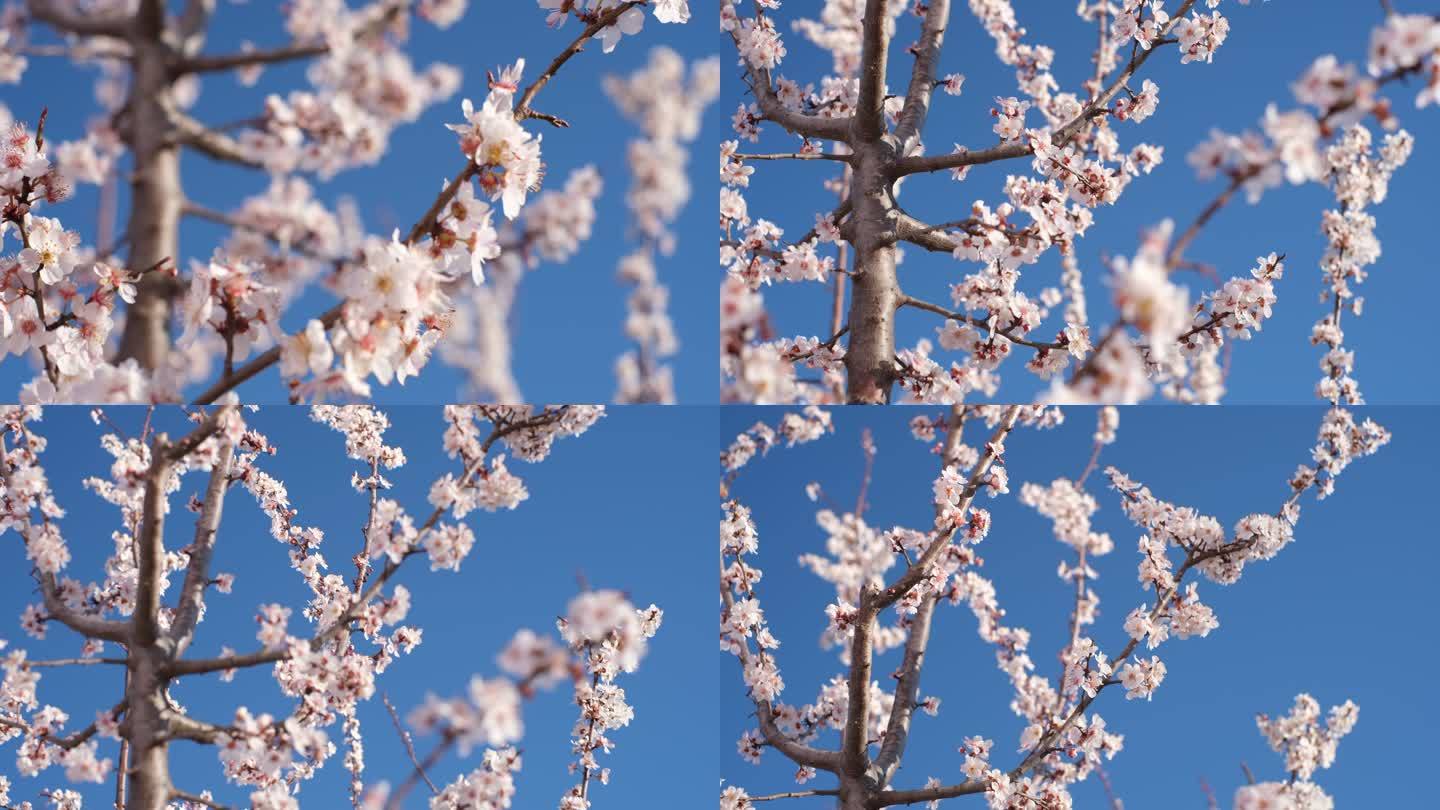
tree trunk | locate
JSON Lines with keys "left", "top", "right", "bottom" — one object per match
{"left": 838, "top": 775, "right": 873, "bottom": 810}
{"left": 125, "top": 653, "right": 172, "bottom": 810}
{"left": 843, "top": 145, "right": 899, "bottom": 404}
{"left": 116, "top": 31, "right": 181, "bottom": 371}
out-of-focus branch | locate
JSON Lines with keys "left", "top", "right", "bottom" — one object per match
{"left": 38, "top": 572, "right": 129, "bottom": 642}
{"left": 25, "top": 0, "right": 129, "bottom": 36}
{"left": 734, "top": 152, "right": 854, "bottom": 163}
{"left": 171, "top": 111, "right": 264, "bottom": 169}
{"left": 175, "top": 42, "right": 329, "bottom": 74}
{"left": 186, "top": 1, "right": 620, "bottom": 405}
{"left": 173, "top": 0, "right": 407, "bottom": 73}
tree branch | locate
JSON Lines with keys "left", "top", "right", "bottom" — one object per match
{"left": 854, "top": 0, "right": 891, "bottom": 142}
{"left": 871, "top": 595, "right": 936, "bottom": 784}
{"left": 892, "top": 0, "right": 950, "bottom": 150}
{"left": 132, "top": 442, "right": 173, "bottom": 649}
{"left": 728, "top": 17, "right": 852, "bottom": 142}
{"left": 171, "top": 112, "right": 264, "bottom": 169}
{"left": 841, "top": 587, "right": 876, "bottom": 778}
{"left": 38, "top": 573, "right": 130, "bottom": 643}
{"left": 720, "top": 556, "right": 843, "bottom": 773}
{"left": 750, "top": 789, "right": 841, "bottom": 802}
{"left": 167, "top": 430, "right": 236, "bottom": 657}
{"left": 870, "top": 407, "right": 1020, "bottom": 615}
{"left": 734, "top": 152, "right": 854, "bottom": 163}
{"left": 514, "top": 0, "right": 644, "bottom": 118}
{"left": 24, "top": 0, "right": 129, "bottom": 37}
{"left": 173, "top": 0, "right": 407, "bottom": 73}
{"left": 897, "top": 295, "right": 1065, "bottom": 352}
{"left": 174, "top": 42, "right": 328, "bottom": 74}
{"left": 892, "top": 0, "right": 1196, "bottom": 176}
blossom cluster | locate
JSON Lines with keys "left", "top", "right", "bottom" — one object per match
{"left": 3, "top": 0, "right": 697, "bottom": 404}
{"left": 721, "top": 0, "right": 1432, "bottom": 405}
{"left": 409, "top": 589, "right": 661, "bottom": 810}
{"left": 0, "top": 403, "right": 629, "bottom": 809}
{"left": 605, "top": 48, "right": 720, "bottom": 403}
{"left": 721, "top": 402, "right": 1386, "bottom": 809}
{"left": 1235, "top": 693, "right": 1358, "bottom": 810}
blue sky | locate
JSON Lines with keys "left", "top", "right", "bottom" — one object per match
{"left": 0, "top": 405, "right": 715, "bottom": 807}
{"left": 733, "top": 1, "right": 1440, "bottom": 403}
{"left": 720, "top": 405, "right": 1435, "bottom": 807}
{"left": 0, "top": 3, "right": 719, "bottom": 403}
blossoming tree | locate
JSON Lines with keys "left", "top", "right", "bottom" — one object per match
{"left": 0, "top": 402, "right": 668, "bottom": 810}
{"left": 719, "top": 402, "right": 1383, "bottom": 809}
{"left": 0, "top": 0, "right": 709, "bottom": 403}
{"left": 719, "top": 0, "right": 1437, "bottom": 403}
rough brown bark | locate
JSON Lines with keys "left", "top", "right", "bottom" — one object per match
{"left": 125, "top": 651, "right": 173, "bottom": 810}
{"left": 843, "top": 144, "right": 900, "bottom": 404}
{"left": 116, "top": 20, "right": 182, "bottom": 371}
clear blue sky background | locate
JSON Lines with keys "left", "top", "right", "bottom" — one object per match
{"left": 0, "top": 405, "right": 715, "bottom": 807}
{"left": 733, "top": 0, "right": 1440, "bottom": 403}
{"left": 0, "top": 2, "right": 719, "bottom": 403}
{"left": 720, "top": 405, "right": 1435, "bottom": 807}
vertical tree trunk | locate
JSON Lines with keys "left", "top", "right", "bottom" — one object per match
{"left": 838, "top": 776, "right": 873, "bottom": 810}
{"left": 843, "top": 146, "right": 899, "bottom": 404}
{"left": 125, "top": 653, "right": 172, "bottom": 810}
{"left": 116, "top": 28, "right": 180, "bottom": 371}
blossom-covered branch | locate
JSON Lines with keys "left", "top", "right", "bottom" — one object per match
{"left": 1, "top": 0, "right": 693, "bottom": 403}
{"left": 720, "top": 399, "right": 1387, "bottom": 810}
{"left": 0, "top": 403, "right": 672, "bottom": 810}
{"left": 720, "top": 0, "right": 1436, "bottom": 404}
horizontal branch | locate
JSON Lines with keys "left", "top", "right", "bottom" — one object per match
{"left": 171, "top": 112, "right": 264, "bottom": 169}
{"left": 872, "top": 779, "right": 985, "bottom": 806}
{"left": 734, "top": 152, "right": 854, "bottom": 163}
{"left": 173, "top": 42, "right": 328, "bottom": 74}
{"left": 751, "top": 789, "right": 840, "bottom": 802}
{"left": 22, "top": 657, "right": 127, "bottom": 668}
{"left": 173, "top": 0, "right": 406, "bottom": 75}
{"left": 898, "top": 296, "right": 1064, "bottom": 352}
